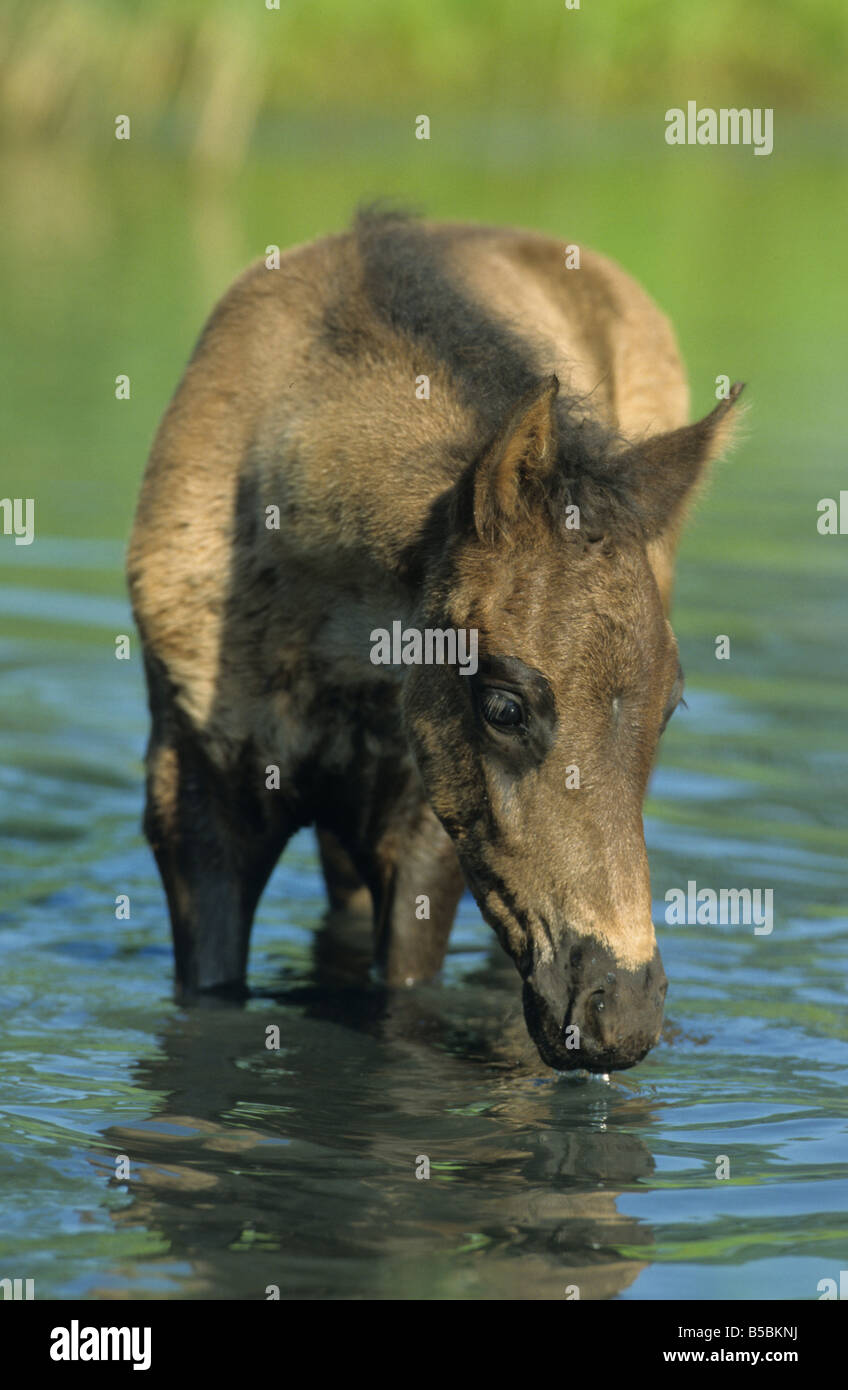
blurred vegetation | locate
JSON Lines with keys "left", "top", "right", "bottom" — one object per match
{"left": 1, "top": 0, "right": 846, "bottom": 164}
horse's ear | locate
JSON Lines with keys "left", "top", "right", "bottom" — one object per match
{"left": 473, "top": 375, "right": 559, "bottom": 545}
{"left": 615, "top": 382, "right": 746, "bottom": 535}
{"left": 613, "top": 382, "right": 746, "bottom": 609}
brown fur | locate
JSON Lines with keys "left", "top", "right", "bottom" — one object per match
{"left": 127, "top": 210, "right": 743, "bottom": 1071}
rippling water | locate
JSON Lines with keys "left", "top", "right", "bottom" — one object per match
{"left": 1, "top": 145, "right": 846, "bottom": 1300}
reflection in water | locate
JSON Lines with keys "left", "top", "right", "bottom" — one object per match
{"left": 99, "top": 913, "right": 656, "bottom": 1299}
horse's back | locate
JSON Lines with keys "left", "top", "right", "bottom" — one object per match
{"left": 127, "top": 219, "right": 689, "bottom": 732}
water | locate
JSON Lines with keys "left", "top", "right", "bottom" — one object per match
{"left": 1, "top": 138, "right": 846, "bottom": 1300}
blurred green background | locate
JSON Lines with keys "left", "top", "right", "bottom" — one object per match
{"left": 3, "top": 0, "right": 847, "bottom": 148}
{"left": 0, "top": 0, "right": 845, "bottom": 641}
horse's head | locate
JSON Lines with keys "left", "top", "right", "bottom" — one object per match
{"left": 404, "top": 375, "right": 743, "bottom": 1071}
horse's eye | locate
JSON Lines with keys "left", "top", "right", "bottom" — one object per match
{"left": 480, "top": 688, "right": 525, "bottom": 730}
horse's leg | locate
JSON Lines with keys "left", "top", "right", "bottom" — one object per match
{"left": 143, "top": 696, "right": 295, "bottom": 995}
{"left": 362, "top": 799, "right": 467, "bottom": 986}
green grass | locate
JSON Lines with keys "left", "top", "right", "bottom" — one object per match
{"left": 1, "top": 0, "right": 846, "bottom": 163}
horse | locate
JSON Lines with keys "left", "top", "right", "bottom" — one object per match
{"left": 127, "top": 207, "right": 743, "bottom": 1072}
